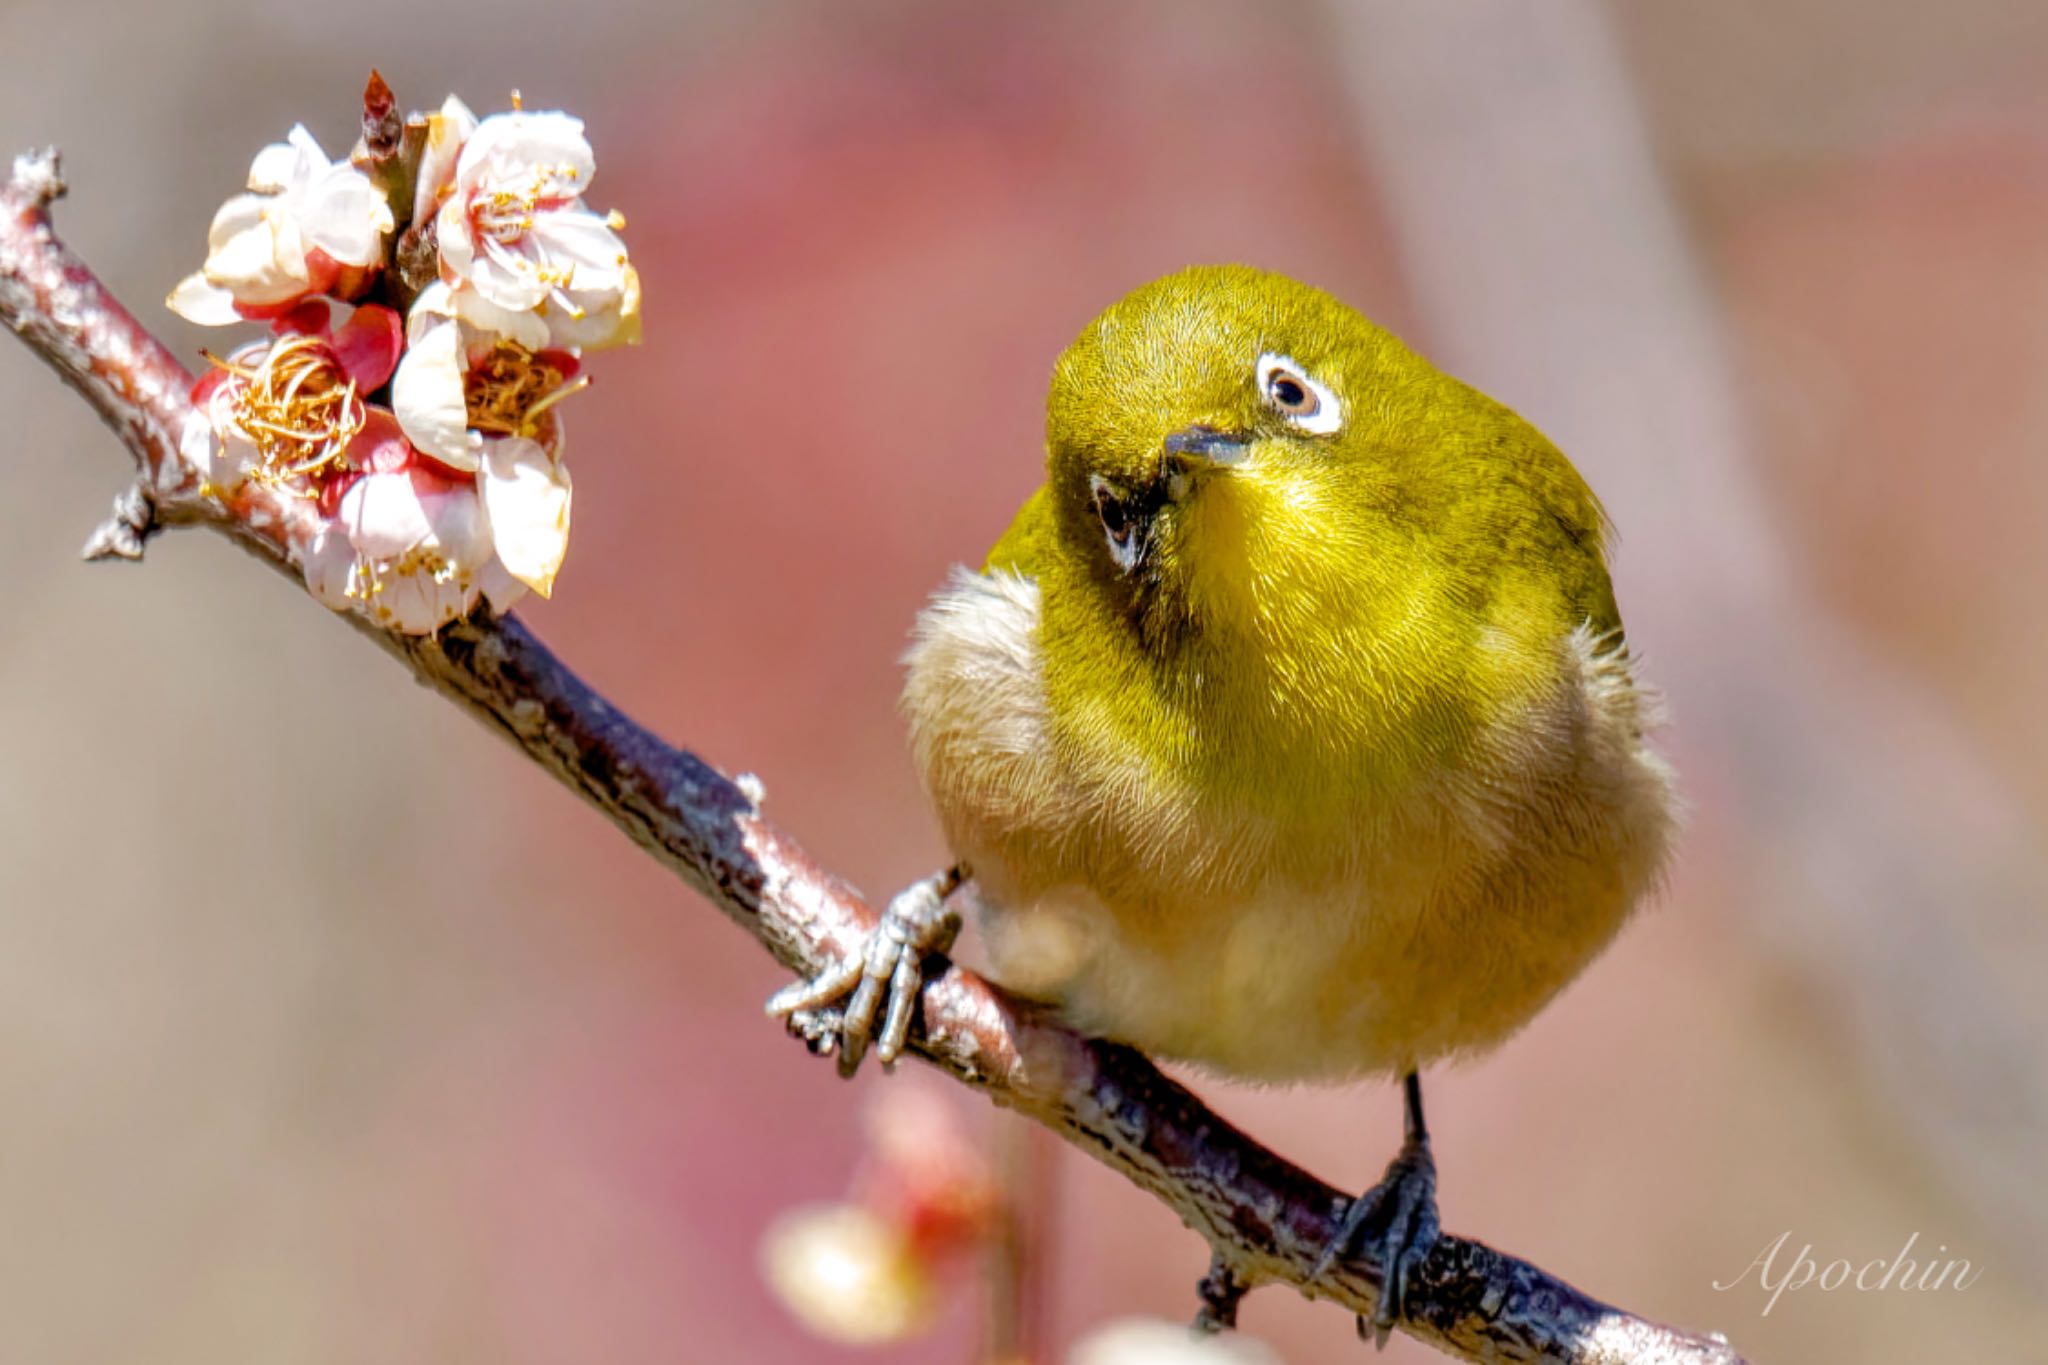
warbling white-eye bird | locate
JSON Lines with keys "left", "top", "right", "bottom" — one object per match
{"left": 770, "top": 263, "right": 1678, "bottom": 1339}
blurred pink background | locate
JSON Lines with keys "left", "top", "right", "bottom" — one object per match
{"left": 3, "top": 2, "right": 2045, "bottom": 1362}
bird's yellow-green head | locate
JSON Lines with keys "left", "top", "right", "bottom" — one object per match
{"left": 1007, "top": 264, "right": 1622, "bottom": 790}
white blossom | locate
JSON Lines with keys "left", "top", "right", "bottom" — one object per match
{"left": 284, "top": 410, "right": 532, "bottom": 635}
{"left": 759, "top": 1205, "right": 933, "bottom": 1346}
{"left": 391, "top": 280, "right": 550, "bottom": 470}
{"left": 168, "top": 125, "right": 393, "bottom": 322}
{"left": 434, "top": 109, "right": 639, "bottom": 349}
{"left": 164, "top": 92, "right": 629, "bottom": 634}
{"left": 336, "top": 467, "right": 502, "bottom": 633}
{"left": 178, "top": 305, "right": 400, "bottom": 493}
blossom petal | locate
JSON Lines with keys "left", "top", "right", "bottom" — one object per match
{"left": 456, "top": 110, "right": 594, "bottom": 196}
{"left": 265, "top": 206, "right": 311, "bottom": 281}
{"left": 478, "top": 556, "right": 529, "bottom": 614}
{"left": 1069, "top": 1319, "right": 1281, "bottom": 1365}
{"left": 468, "top": 236, "right": 553, "bottom": 313}
{"left": 296, "top": 522, "right": 359, "bottom": 612}
{"left": 479, "top": 436, "right": 571, "bottom": 596}
{"left": 364, "top": 569, "right": 469, "bottom": 634}
{"left": 339, "top": 470, "right": 433, "bottom": 559}
{"left": 455, "top": 283, "right": 551, "bottom": 352}
{"left": 435, "top": 195, "right": 478, "bottom": 287}
{"left": 189, "top": 365, "right": 230, "bottom": 406}
{"left": 404, "top": 282, "right": 458, "bottom": 345}
{"left": 414, "top": 476, "right": 492, "bottom": 561}
{"left": 343, "top": 406, "right": 415, "bottom": 475}
{"left": 413, "top": 95, "right": 480, "bottom": 231}
{"left": 246, "top": 130, "right": 312, "bottom": 193}
{"left": 407, "top": 280, "right": 550, "bottom": 355}
{"left": 546, "top": 263, "right": 642, "bottom": 351}
{"left": 201, "top": 198, "right": 307, "bottom": 304}
{"left": 298, "top": 163, "right": 393, "bottom": 267}
{"left": 166, "top": 273, "right": 242, "bottom": 326}
{"left": 272, "top": 297, "right": 332, "bottom": 338}
{"left": 527, "top": 206, "right": 628, "bottom": 288}
{"left": 330, "top": 303, "right": 404, "bottom": 391}
{"left": 285, "top": 125, "right": 331, "bottom": 177}
{"left": 391, "top": 320, "right": 482, "bottom": 471}
{"left": 203, "top": 192, "right": 269, "bottom": 251}
{"left": 366, "top": 484, "right": 488, "bottom": 634}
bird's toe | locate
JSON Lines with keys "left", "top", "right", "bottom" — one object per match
{"left": 1313, "top": 1138, "right": 1441, "bottom": 1349}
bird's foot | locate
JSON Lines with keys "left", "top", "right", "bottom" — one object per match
{"left": 1311, "top": 1133, "right": 1441, "bottom": 1350}
{"left": 781, "top": 1005, "right": 846, "bottom": 1058}
{"left": 766, "top": 866, "right": 964, "bottom": 1077}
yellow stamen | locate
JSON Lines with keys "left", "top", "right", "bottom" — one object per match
{"left": 208, "top": 333, "right": 366, "bottom": 489}
{"left": 199, "top": 348, "right": 263, "bottom": 382}
{"left": 521, "top": 374, "right": 591, "bottom": 425}
{"left": 464, "top": 341, "right": 590, "bottom": 439}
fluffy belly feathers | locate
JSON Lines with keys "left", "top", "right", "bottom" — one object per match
{"left": 902, "top": 567, "right": 1677, "bottom": 1082}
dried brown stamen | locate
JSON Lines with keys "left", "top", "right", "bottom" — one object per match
{"left": 465, "top": 340, "right": 589, "bottom": 438}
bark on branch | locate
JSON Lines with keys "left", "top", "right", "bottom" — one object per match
{"left": 2, "top": 149, "right": 1745, "bottom": 1365}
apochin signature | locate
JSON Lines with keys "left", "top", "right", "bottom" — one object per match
{"left": 1714, "top": 1231, "right": 1982, "bottom": 1315}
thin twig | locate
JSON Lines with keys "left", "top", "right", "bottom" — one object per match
{"left": 1, "top": 149, "right": 1744, "bottom": 1365}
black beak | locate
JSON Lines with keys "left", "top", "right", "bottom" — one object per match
{"left": 1163, "top": 424, "right": 1251, "bottom": 469}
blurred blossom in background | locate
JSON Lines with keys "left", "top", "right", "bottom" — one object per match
{"left": 3, "top": 2, "right": 2046, "bottom": 1362}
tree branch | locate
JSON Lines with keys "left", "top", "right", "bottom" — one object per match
{"left": 2, "top": 149, "right": 1744, "bottom": 1365}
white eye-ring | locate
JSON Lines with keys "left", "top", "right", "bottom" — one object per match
{"left": 1256, "top": 352, "right": 1341, "bottom": 435}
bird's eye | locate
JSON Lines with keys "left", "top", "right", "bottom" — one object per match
{"left": 1090, "top": 474, "right": 1144, "bottom": 573}
{"left": 1256, "top": 352, "right": 1342, "bottom": 435}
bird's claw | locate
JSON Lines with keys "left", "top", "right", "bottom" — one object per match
{"left": 782, "top": 1006, "right": 844, "bottom": 1057}
{"left": 766, "top": 867, "right": 963, "bottom": 1077}
{"left": 1311, "top": 1136, "right": 1441, "bottom": 1349}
